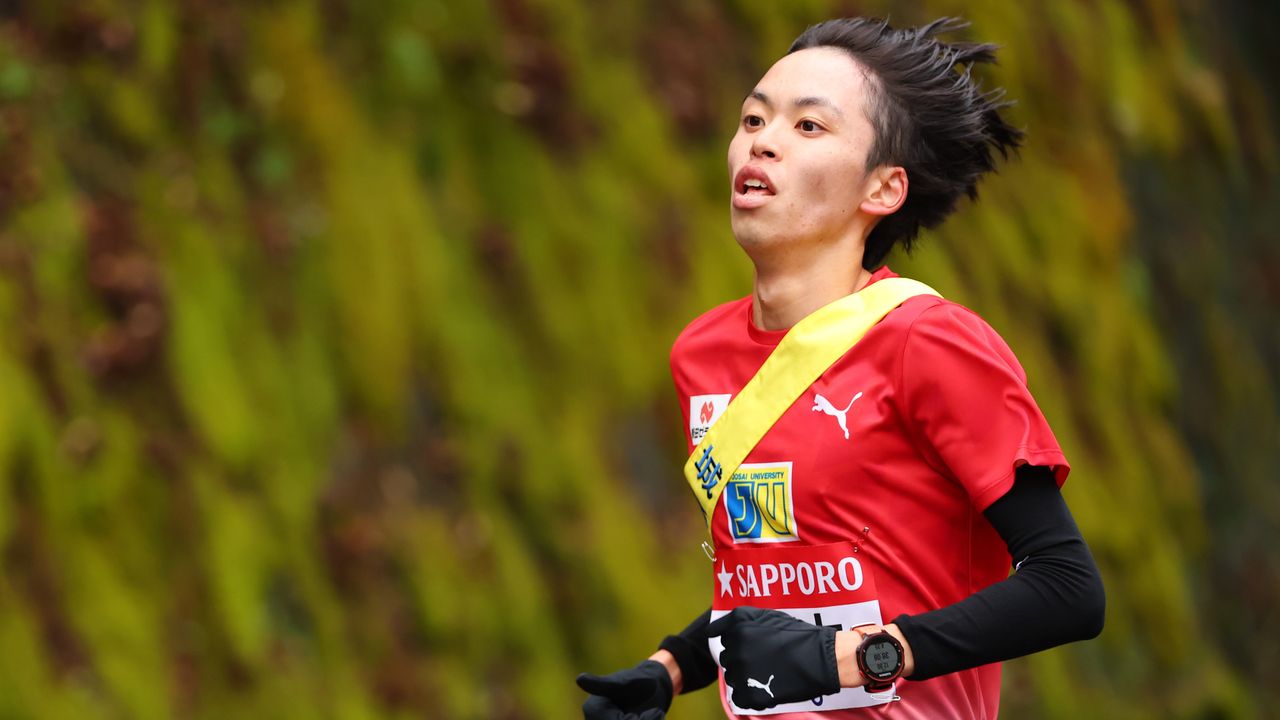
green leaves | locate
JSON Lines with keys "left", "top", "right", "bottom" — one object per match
{"left": 0, "top": 1, "right": 1273, "bottom": 718}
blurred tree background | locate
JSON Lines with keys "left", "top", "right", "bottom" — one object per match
{"left": 0, "top": 0, "right": 1276, "bottom": 718}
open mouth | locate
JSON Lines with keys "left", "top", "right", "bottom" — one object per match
{"left": 733, "top": 167, "right": 776, "bottom": 209}
{"left": 739, "top": 178, "right": 774, "bottom": 196}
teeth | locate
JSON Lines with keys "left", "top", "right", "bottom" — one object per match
{"left": 744, "top": 178, "right": 768, "bottom": 189}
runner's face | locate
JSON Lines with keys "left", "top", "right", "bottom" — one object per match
{"left": 727, "top": 47, "right": 878, "bottom": 251}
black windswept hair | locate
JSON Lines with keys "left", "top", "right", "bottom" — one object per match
{"left": 788, "top": 17, "right": 1023, "bottom": 270}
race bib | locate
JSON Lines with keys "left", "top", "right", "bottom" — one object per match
{"left": 710, "top": 542, "right": 896, "bottom": 715}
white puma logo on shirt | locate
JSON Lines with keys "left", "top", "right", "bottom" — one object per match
{"left": 812, "top": 392, "right": 862, "bottom": 440}
{"left": 747, "top": 674, "right": 775, "bottom": 698}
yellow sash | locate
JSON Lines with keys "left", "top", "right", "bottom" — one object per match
{"left": 683, "top": 278, "right": 940, "bottom": 557}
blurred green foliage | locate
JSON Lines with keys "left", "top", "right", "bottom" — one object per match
{"left": 0, "top": 1, "right": 1276, "bottom": 718}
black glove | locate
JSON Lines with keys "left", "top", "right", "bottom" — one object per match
{"left": 576, "top": 659, "right": 673, "bottom": 719}
{"left": 706, "top": 607, "right": 841, "bottom": 710}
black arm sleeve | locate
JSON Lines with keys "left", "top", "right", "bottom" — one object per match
{"left": 892, "top": 465, "right": 1106, "bottom": 680}
{"left": 657, "top": 609, "right": 719, "bottom": 694}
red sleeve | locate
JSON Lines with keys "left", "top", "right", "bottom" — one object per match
{"left": 898, "top": 302, "right": 1069, "bottom": 511}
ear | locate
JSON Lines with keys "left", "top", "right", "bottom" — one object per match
{"left": 859, "top": 166, "right": 908, "bottom": 217}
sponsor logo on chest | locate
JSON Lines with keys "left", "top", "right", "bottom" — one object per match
{"left": 689, "top": 393, "right": 731, "bottom": 445}
{"left": 811, "top": 390, "right": 863, "bottom": 440}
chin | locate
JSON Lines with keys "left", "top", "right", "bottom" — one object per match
{"left": 732, "top": 227, "right": 792, "bottom": 255}
{"left": 732, "top": 214, "right": 791, "bottom": 247}
{"left": 730, "top": 211, "right": 766, "bottom": 237}
{"left": 729, "top": 221, "right": 766, "bottom": 249}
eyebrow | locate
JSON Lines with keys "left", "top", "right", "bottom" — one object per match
{"left": 747, "top": 90, "right": 845, "bottom": 118}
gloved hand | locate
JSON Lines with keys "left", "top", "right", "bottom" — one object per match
{"left": 706, "top": 607, "right": 841, "bottom": 709}
{"left": 576, "top": 659, "right": 673, "bottom": 719}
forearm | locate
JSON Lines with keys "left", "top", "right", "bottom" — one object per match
{"left": 647, "top": 650, "right": 683, "bottom": 694}
{"left": 657, "top": 608, "right": 719, "bottom": 694}
{"left": 893, "top": 536, "right": 1103, "bottom": 679}
{"left": 875, "top": 467, "right": 1104, "bottom": 681}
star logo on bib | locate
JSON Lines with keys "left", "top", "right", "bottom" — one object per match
{"left": 717, "top": 562, "right": 734, "bottom": 597}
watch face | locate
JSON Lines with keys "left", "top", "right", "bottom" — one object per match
{"left": 865, "top": 640, "right": 901, "bottom": 678}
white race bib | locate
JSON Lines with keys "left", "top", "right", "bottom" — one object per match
{"left": 710, "top": 542, "right": 896, "bottom": 715}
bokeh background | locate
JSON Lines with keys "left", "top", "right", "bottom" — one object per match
{"left": 0, "top": 0, "right": 1277, "bottom": 718}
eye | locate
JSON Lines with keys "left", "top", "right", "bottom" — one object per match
{"left": 798, "top": 119, "right": 823, "bottom": 133}
{"left": 743, "top": 114, "right": 764, "bottom": 129}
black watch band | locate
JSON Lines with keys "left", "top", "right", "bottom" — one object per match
{"left": 855, "top": 629, "right": 905, "bottom": 693}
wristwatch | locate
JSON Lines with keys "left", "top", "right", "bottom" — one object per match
{"left": 854, "top": 627, "right": 905, "bottom": 693}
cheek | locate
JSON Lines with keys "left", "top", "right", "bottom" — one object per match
{"left": 802, "top": 159, "right": 849, "bottom": 201}
{"left": 727, "top": 130, "right": 749, "bottom": 165}
{"left": 793, "top": 156, "right": 864, "bottom": 222}
{"left": 816, "top": 154, "right": 864, "bottom": 204}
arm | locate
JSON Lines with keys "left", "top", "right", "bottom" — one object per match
{"left": 646, "top": 650, "right": 684, "bottom": 695}
{"left": 834, "top": 464, "right": 1106, "bottom": 683}
{"left": 700, "top": 465, "right": 1105, "bottom": 709}
{"left": 653, "top": 609, "right": 718, "bottom": 694}
{"left": 576, "top": 608, "right": 719, "bottom": 719}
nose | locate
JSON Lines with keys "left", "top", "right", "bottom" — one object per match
{"left": 750, "top": 123, "right": 780, "bottom": 160}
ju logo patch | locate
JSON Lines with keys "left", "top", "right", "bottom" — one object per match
{"left": 725, "top": 462, "right": 798, "bottom": 543}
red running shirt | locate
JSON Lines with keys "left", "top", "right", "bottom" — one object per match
{"left": 670, "top": 267, "right": 1069, "bottom": 720}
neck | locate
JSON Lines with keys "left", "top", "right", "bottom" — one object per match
{"left": 750, "top": 243, "right": 872, "bottom": 331}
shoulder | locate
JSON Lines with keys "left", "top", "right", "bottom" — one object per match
{"left": 858, "top": 270, "right": 1002, "bottom": 349}
{"left": 903, "top": 296, "right": 1004, "bottom": 338}
{"left": 893, "top": 295, "right": 1028, "bottom": 386}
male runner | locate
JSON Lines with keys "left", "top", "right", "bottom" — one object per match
{"left": 578, "top": 17, "right": 1104, "bottom": 719}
